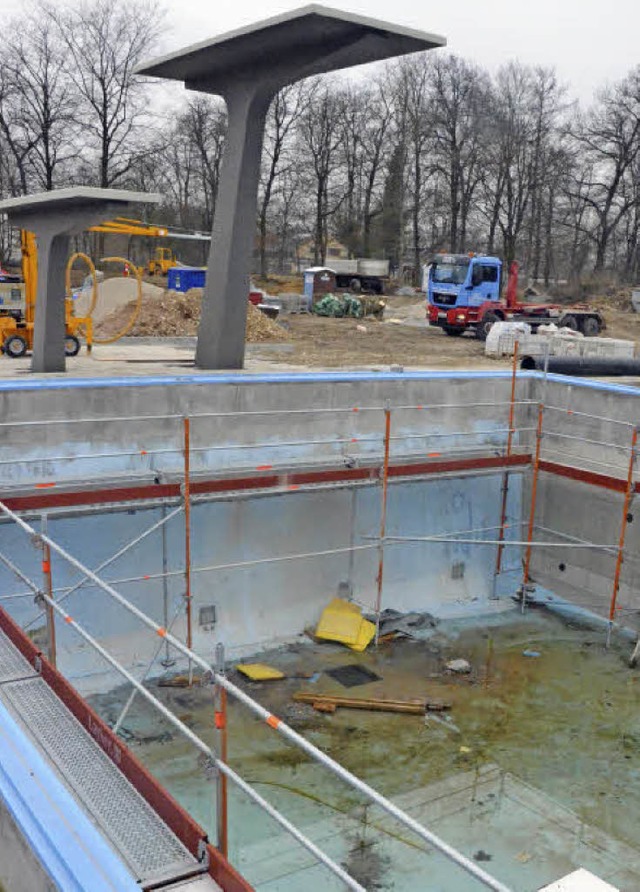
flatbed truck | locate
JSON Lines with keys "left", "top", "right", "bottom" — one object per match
{"left": 425, "top": 254, "right": 604, "bottom": 340}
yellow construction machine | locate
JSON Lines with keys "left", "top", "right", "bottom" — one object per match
{"left": 88, "top": 217, "right": 176, "bottom": 276}
{"left": 0, "top": 231, "right": 93, "bottom": 358}
{"left": 147, "top": 246, "right": 177, "bottom": 276}
{"left": 0, "top": 217, "right": 210, "bottom": 358}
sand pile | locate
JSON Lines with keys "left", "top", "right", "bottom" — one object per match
{"left": 75, "top": 277, "right": 165, "bottom": 323}
{"left": 95, "top": 288, "right": 290, "bottom": 342}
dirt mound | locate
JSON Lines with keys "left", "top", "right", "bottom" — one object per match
{"left": 95, "top": 288, "right": 290, "bottom": 342}
{"left": 251, "top": 275, "right": 302, "bottom": 295}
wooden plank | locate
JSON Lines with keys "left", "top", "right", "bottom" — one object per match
{"left": 293, "top": 692, "right": 450, "bottom": 714}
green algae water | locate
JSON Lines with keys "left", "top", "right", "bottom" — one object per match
{"left": 89, "top": 606, "right": 640, "bottom": 890}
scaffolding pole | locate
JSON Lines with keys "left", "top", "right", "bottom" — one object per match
{"left": 24, "top": 505, "right": 184, "bottom": 634}
{"left": 494, "top": 342, "right": 519, "bottom": 586}
{"left": 183, "top": 416, "right": 193, "bottom": 659}
{"left": 38, "top": 513, "right": 57, "bottom": 668}
{"left": 607, "top": 426, "right": 638, "bottom": 646}
{"left": 375, "top": 405, "right": 391, "bottom": 643}
{"left": 215, "top": 642, "right": 228, "bottom": 859}
{"left": 0, "top": 500, "right": 511, "bottom": 892}
{"left": 9, "top": 577, "right": 364, "bottom": 892}
{"left": 522, "top": 403, "right": 544, "bottom": 611}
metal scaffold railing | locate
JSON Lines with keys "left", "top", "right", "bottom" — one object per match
{"left": 0, "top": 497, "right": 513, "bottom": 892}
{"left": 1, "top": 362, "right": 639, "bottom": 657}
{"left": 2, "top": 363, "right": 640, "bottom": 884}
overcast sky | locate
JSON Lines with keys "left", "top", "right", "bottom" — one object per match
{"left": 149, "top": 0, "right": 639, "bottom": 104}
{"left": 1, "top": 0, "right": 638, "bottom": 104}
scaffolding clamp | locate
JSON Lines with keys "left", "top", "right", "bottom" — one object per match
{"left": 197, "top": 838, "right": 210, "bottom": 867}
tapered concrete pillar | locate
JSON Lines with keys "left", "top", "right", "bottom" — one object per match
{"left": 32, "top": 229, "right": 72, "bottom": 373}
{"left": 137, "top": 5, "right": 446, "bottom": 369}
{"left": 0, "top": 188, "right": 161, "bottom": 373}
{"left": 196, "top": 84, "right": 273, "bottom": 368}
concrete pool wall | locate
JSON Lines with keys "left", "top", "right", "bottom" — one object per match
{"left": 1, "top": 370, "right": 639, "bottom": 691}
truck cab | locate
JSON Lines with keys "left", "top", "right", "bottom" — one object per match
{"left": 426, "top": 254, "right": 503, "bottom": 336}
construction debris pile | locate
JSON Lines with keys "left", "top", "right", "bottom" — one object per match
{"left": 96, "top": 288, "right": 290, "bottom": 342}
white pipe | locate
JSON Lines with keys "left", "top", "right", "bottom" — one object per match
{"left": 382, "top": 536, "right": 617, "bottom": 549}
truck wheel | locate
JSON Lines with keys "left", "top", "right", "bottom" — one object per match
{"left": 349, "top": 278, "right": 362, "bottom": 293}
{"left": 559, "top": 314, "right": 578, "bottom": 331}
{"left": 64, "top": 334, "right": 81, "bottom": 357}
{"left": 581, "top": 316, "right": 600, "bottom": 337}
{"left": 443, "top": 326, "right": 464, "bottom": 337}
{"left": 3, "top": 334, "right": 27, "bottom": 358}
{"left": 476, "top": 311, "right": 500, "bottom": 341}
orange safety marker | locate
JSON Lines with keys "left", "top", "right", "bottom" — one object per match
{"left": 352, "top": 407, "right": 359, "bottom": 413}
{"left": 287, "top": 485, "right": 300, "bottom": 491}
{"left": 351, "top": 438, "right": 358, "bottom": 443}
{"left": 143, "top": 574, "right": 150, "bottom": 580}
{"left": 157, "top": 627, "right": 167, "bottom": 638}
{"left": 215, "top": 711, "right": 226, "bottom": 729}
{"left": 265, "top": 714, "right": 281, "bottom": 730}
{"left": 35, "top": 483, "right": 56, "bottom": 489}
{"left": 140, "top": 450, "right": 148, "bottom": 455}
{"left": 64, "top": 615, "right": 73, "bottom": 624}
{"left": 256, "top": 464, "right": 273, "bottom": 471}
{"left": 427, "top": 452, "right": 442, "bottom": 458}
{"left": 42, "top": 560, "right": 51, "bottom": 574}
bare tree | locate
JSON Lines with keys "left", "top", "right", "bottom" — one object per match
{"left": 49, "top": 0, "right": 162, "bottom": 187}
{"left": 393, "top": 57, "right": 430, "bottom": 277}
{"left": 258, "top": 83, "right": 308, "bottom": 277}
{"left": 297, "top": 82, "right": 346, "bottom": 264}
{"left": 185, "top": 97, "right": 226, "bottom": 231}
{"left": 572, "top": 68, "right": 640, "bottom": 272}
{"left": 429, "top": 55, "right": 490, "bottom": 253}
{"left": 0, "top": 52, "right": 38, "bottom": 194}
{"left": 483, "top": 64, "right": 538, "bottom": 265}
{"left": 4, "top": 13, "right": 77, "bottom": 190}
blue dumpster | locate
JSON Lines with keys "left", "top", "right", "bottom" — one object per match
{"left": 168, "top": 267, "right": 207, "bottom": 293}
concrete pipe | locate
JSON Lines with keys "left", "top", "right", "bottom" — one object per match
{"left": 520, "top": 355, "right": 640, "bottom": 376}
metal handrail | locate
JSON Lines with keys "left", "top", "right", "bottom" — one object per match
{"left": 0, "top": 499, "right": 512, "bottom": 892}
{"left": 0, "top": 547, "right": 364, "bottom": 891}
{"left": 0, "top": 398, "right": 535, "bottom": 429}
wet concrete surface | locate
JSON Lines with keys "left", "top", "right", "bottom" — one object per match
{"left": 87, "top": 606, "right": 640, "bottom": 889}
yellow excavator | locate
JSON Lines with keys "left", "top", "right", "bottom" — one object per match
{"left": 0, "top": 218, "right": 209, "bottom": 358}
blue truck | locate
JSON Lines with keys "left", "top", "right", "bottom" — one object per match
{"left": 425, "top": 254, "right": 604, "bottom": 340}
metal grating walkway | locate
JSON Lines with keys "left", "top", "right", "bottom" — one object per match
{"left": 0, "top": 627, "right": 39, "bottom": 684}
{"left": 0, "top": 629, "right": 204, "bottom": 889}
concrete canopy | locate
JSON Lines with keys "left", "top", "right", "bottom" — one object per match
{"left": 0, "top": 187, "right": 161, "bottom": 219}
{"left": 0, "top": 187, "right": 161, "bottom": 373}
{"left": 137, "top": 5, "right": 446, "bottom": 91}
{"left": 137, "top": 5, "right": 445, "bottom": 370}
